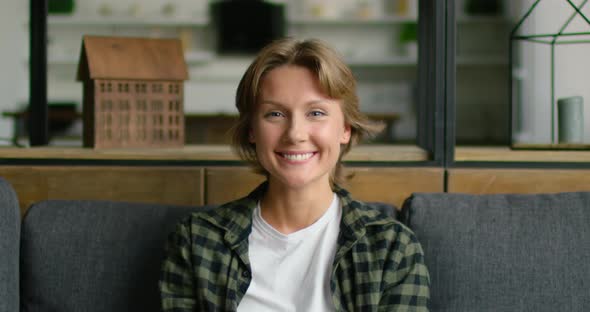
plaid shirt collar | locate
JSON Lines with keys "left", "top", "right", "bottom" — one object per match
{"left": 198, "top": 181, "right": 391, "bottom": 257}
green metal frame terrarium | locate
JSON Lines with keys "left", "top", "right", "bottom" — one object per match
{"left": 510, "top": 0, "right": 590, "bottom": 148}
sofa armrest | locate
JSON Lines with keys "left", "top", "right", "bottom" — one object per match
{"left": 0, "top": 177, "right": 20, "bottom": 312}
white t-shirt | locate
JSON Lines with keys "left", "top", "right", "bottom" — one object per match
{"left": 237, "top": 194, "right": 342, "bottom": 312}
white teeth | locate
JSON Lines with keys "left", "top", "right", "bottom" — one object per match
{"left": 282, "top": 153, "right": 313, "bottom": 161}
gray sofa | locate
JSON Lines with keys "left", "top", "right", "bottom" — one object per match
{"left": 0, "top": 178, "right": 19, "bottom": 312}
{"left": 1, "top": 177, "right": 589, "bottom": 311}
{"left": 401, "top": 192, "right": 590, "bottom": 312}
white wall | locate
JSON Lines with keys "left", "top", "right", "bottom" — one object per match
{"left": 515, "top": 0, "right": 590, "bottom": 143}
{"left": 0, "top": 0, "right": 28, "bottom": 143}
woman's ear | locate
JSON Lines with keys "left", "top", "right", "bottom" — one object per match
{"left": 249, "top": 131, "right": 255, "bottom": 143}
{"left": 340, "top": 124, "right": 351, "bottom": 144}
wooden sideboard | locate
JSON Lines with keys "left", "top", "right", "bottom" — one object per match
{"left": 448, "top": 168, "right": 590, "bottom": 194}
{"left": 0, "top": 165, "right": 444, "bottom": 216}
{"left": 2, "top": 145, "right": 590, "bottom": 216}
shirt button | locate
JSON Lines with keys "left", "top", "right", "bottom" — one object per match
{"left": 242, "top": 271, "right": 251, "bottom": 279}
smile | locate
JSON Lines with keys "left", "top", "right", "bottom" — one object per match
{"left": 279, "top": 152, "right": 315, "bottom": 161}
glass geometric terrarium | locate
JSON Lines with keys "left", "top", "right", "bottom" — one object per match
{"left": 510, "top": 0, "right": 590, "bottom": 149}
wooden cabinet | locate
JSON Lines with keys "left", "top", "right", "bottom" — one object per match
{"left": 0, "top": 166, "right": 204, "bottom": 215}
{"left": 205, "top": 167, "right": 444, "bottom": 208}
{"left": 0, "top": 164, "right": 443, "bottom": 215}
{"left": 4, "top": 162, "right": 590, "bottom": 216}
{"left": 448, "top": 168, "right": 590, "bottom": 194}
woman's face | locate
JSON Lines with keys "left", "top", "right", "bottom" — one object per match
{"left": 249, "top": 65, "right": 351, "bottom": 190}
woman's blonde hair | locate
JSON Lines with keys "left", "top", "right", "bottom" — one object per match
{"left": 232, "top": 37, "right": 383, "bottom": 187}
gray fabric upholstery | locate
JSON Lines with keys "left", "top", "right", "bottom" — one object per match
{"left": 401, "top": 192, "right": 590, "bottom": 312}
{"left": 0, "top": 178, "right": 20, "bottom": 312}
{"left": 20, "top": 200, "right": 213, "bottom": 312}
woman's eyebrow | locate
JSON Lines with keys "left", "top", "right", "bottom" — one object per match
{"left": 259, "top": 100, "right": 283, "bottom": 107}
{"left": 260, "top": 99, "right": 330, "bottom": 107}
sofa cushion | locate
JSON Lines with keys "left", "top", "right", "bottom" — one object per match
{"left": 0, "top": 177, "right": 20, "bottom": 312}
{"left": 20, "top": 200, "right": 213, "bottom": 312}
{"left": 401, "top": 192, "right": 590, "bottom": 312}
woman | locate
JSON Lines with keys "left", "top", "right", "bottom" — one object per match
{"left": 160, "top": 38, "right": 430, "bottom": 311}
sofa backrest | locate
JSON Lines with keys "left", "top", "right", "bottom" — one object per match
{"left": 20, "top": 200, "right": 213, "bottom": 312}
{"left": 0, "top": 177, "right": 20, "bottom": 312}
{"left": 401, "top": 192, "right": 590, "bottom": 312}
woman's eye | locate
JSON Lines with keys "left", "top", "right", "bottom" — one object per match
{"left": 309, "top": 111, "right": 326, "bottom": 117}
{"left": 265, "top": 111, "right": 283, "bottom": 118}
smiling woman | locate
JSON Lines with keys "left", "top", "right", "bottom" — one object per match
{"left": 159, "top": 38, "right": 431, "bottom": 312}
{"left": 250, "top": 65, "right": 351, "bottom": 197}
{"left": 232, "top": 38, "right": 384, "bottom": 187}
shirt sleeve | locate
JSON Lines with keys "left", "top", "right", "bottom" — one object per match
{"left": 378, "top": 228, "right": 431, "bottom": 312}
{"left": 160, "top": 220, "right": 197, "bottom": 311}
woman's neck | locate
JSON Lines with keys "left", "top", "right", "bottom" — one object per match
{"left": 260, "top": 179, "right": 334, "bottom": 235}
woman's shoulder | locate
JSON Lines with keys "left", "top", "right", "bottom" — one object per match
{"left": 338, "top": 192, "right": 392, "bottom": 223}
{"left": 173, "top": 195, "right": 257, "bottom": 236}
{"left": 345, "top": 199, "right": 420, "bottom": 247}
{"left": 172, "top": 182, "right": 265, "bottom": 240}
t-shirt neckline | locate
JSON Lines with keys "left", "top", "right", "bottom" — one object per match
{"left": 253, "top": 193, "right": 339, "bottom": 242}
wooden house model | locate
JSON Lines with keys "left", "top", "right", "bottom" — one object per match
{"left": 77, "top": 35, "right": 188, "bottom": 148}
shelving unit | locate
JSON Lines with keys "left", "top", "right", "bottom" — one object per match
{"left": 44, "top": 50, "right": 214, "bottom": 66}
{"left": 43, "top": 13, "right": 508, "bottom": 69}
{"left": 28, "top": 5, "right": 510, "bottom": 144}
{"left": 43, "top": 53, "right": 506, "bottom": 68}
{"left": 47, "top": 16, "right": 209, "bottom": 27}
{"left": 45, "top": 13, "right": 422, "bottom": 68}
{"left": 288, "top": 16, "right": 416, "bottom": 25}
{"left": 456, "top": 15, "right": 509, "bottom": 24}
{"left": 455, "top": 12, "right": 512, "bottom": 144}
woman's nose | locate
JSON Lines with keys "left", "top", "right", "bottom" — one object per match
{"left": 284, "top": 116, "right": 307, "bottom": 143}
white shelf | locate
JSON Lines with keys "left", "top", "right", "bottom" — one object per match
{"left": 184, "top": 51, "right": 215, "bottom": 64}
{"left": 289, "top": 15, "right": 417, "bottom": 25}
{"left": 47, "top": 15, "right": 507, "bottom": 27}
{"left": 43, "top": 54, "right": 507, "bottom": 68}
{"left": 346, "top": 56, "right": 507, "bottom": 67}
{"left": 48, "top": 15, "right": 419, "bottom": 28}
{"left": 457, "top": 56, "right": 508, "bottom": 66}
{"left": 346, "top": 56, "right": 417, "bottom": 66}
{"left": 456, "top": 15, "right": 510, "bottom": 24}
{"left": 48, "top": 16, "right": 208, "bottom": 27}
{"left": 45, "top": 51, "right": 214, "bottom": 66}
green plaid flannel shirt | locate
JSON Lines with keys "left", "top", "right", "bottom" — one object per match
{"left": 160, "top": 182, "right": 430, "bottom": 311}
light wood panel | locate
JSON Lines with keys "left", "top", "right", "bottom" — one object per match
{"left": 342, "top": 167, "right": 444, "bottom": 208}
{"left": 455, "top": 146, "right": 590, "bottom": 162}
{"left": 0, "top": 145, "right": 240, "bottom": 161}
{"left": 345, "top": 145, "right": 429, "bottom": 162}
{"left": 448, "top": 168, "right": 590, "bottom": 194}
{"left": 205, "top": 167, "right": 266, "bottom": 205}
{"left": 205, "top": 167, "right": 444, "bottom": 208}
{"left": 0, "top": 166, "right": 203, "bottom": 215}
{"left": 0, "top": 144, "right": 428, "bottom": 162}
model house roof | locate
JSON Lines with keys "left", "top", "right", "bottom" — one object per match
{"left": 77, "top": 35, "right": 189, "bottom": 81}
